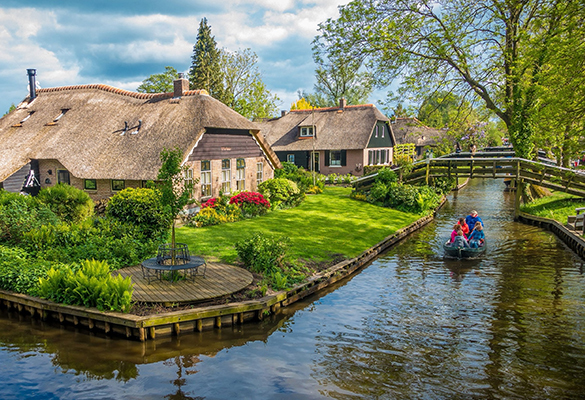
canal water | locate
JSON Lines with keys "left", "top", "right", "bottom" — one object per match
{"left": 1, "top": 179, "right": 584, "bottom": 399}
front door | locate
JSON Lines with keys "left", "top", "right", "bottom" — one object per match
{"left": 310, "top": 151, "right": 320, "bottom": 173}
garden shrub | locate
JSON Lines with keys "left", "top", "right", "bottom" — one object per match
{"left": 306, "top": 185, "right": 323, "bottom": 194}
{"left": 38, "top": 259, "right": 134, "bottom": 313}
{"left": 106, "top": 187, "right": 168, "bottom": 240}
{"left": 192, "top": 195, "right": 242, "bottom": 227}
{"left": 229, "top": 192, "right": 270, "bottom": 217}
{"left": 36, "top": 184, "right": 94, "bottom": 224}
{"left": 376, "top": 167, "right": 398, "bottom": 185}
{"left": 0, "top": 191, "right": 59, "bottom": 245}
{"left": 429, "top": 176, "right": 456, "bottom": 195}
{"left": 235, "top": 233, "right": 289, "bottom": 275}
{"left": 275, "top": 162, "right": 325, "bottom": 193}
{"left": 258, "top": 178, "right": 305, "bottom": 209}
{"left": 0, "top": 245, "right": 67, "bottom": 296}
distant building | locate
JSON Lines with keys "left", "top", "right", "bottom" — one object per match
{"left": 259, "top": 99, "right": 396, "bottom": 176}
{"left": 0, "top": 70, "right": 281, "bottom": 201}
{"left": 391, "top": 117, "right": 449, "bottom": 159}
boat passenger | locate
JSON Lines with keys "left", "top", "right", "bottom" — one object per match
{"left": 450, "top": 224, "right": 467, "bottom": 243}
{"left": 457, "top": 217, "right": 469, "bottom": 235}
{"left": 468, "top": 222, "right": 485, "bottom": 248}
{"left": 465, "top": 210, "right": 484, "bottom": 229}
{"left": 451, "top": 231, "right": 469, "bottom": 248}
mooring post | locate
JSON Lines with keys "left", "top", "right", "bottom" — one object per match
{"left": 514, "top": 179, "right": 523, "bottom": 220}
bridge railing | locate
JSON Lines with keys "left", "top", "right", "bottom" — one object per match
{"left": 353, "top": 156, "right": 585, "bottom": 197}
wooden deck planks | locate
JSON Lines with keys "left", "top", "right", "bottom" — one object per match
{"left": 115, "top": 263, "right": 253, "bottom": 303}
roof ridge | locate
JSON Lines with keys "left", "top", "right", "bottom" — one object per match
{"left": 35, "top": 84, "right": 208, "bottom": 100}
{"left": 289, "top": 104, "right": 374, "bottom": 113}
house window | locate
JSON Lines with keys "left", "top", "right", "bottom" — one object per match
{"left": 375, "top": 125, "right": 379, "bottom": 138}
{"left": 84, "top": 179, "right": 97, "bottom": 191}
{"left": 330, "top": 151, "right": 342, "bottom": 166}
{"left": 111, "top": 179, "right": 125, "bottom": 191}
{"left": 368, "top": 150, "right": 373, "bottom": 165}
{"left": 201, "top": 160, "right": 211, "bottom": 198}
{"left": 299, "top": 126, "right": 314, "bottom": 137}
{"left": 381, "top": 125, "right": 385, "bottom": 138}
{"left": 257, "top": 162, "right": 263, "bottom": 185}
{"left": 287, "top": 154, "right": 295, "bottom": 163}
{"left": 221, "top": 159, "right": 231, "bottom": 194}
{"left": 236, "top": 158, "right": 245, "bottom": 191}
{"left": 381, "top": 149, "right": 386, "bottom": 164}
{"left": 57, "top": 170, "right": 70, "bottom": 185}
{"left": 184, "top": 168, "right": 194, "bottom": 198}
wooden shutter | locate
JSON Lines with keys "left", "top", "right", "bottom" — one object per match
{"left": 341, "top": 150, "right": 347, "bottom": 166}
{"left": 324, "top": 151, "right": 330, "bottom": 166}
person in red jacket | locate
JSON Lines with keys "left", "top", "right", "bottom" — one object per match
{"left": 457, "top": 217, "right": 469, "bottom": 235}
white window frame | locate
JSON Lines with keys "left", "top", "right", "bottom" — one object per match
{"left": 299, "top": 126, "right": 314, "bottom": 137}
{"left": 330, "top": 150, "right": 342, "bottom": 166}
{"left": 257, "top": 162, "right": 263, "bottom": 185}
{"left": 201, "top": 160, "right": 211, "bottom": 198}
{"left": 287, "top": 154, "right": 295, "bottom": 163}
{"left": 236, "top": 158, "right": 245, "bottom": 191}
{"left": 221, "top": 159, "right": 231, "bottom": 194}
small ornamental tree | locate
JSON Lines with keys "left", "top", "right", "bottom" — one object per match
{"left": 158, "top": 148, "right": 196, "bottom": 259}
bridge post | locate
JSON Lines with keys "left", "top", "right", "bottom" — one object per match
{"left": 425, "top": 159, "right": 430, "bottom": 185}
{"left": 514, "top": 179, "right": 524, "bottom": 220}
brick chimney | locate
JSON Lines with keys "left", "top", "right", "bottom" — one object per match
{"left": 339, "top": 97, "right": 346, "bottom": 109}
{"left": 173, "top": 73, "right": 189, "bottom": 98}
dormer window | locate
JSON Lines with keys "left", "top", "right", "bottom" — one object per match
{"left": 299, "top": 126, "right": 314, "bottom": 137}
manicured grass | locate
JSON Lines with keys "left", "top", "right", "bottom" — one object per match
{"left": 176, "top": 186, "right": 421, "bottom": 264}
{"left": 520, "top": 191, "right": 585, "bottom": 223}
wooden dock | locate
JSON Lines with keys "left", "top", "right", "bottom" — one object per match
{"left": 115, "top": 263, "right": 253, "bottom": 304}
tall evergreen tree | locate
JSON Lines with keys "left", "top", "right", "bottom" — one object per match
{"left": 189, "top": 18, "right": 224, "bottom": 99}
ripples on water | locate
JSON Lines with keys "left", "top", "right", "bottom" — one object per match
{"left": 1, "top": 179, "right": 584, "bottom": 399}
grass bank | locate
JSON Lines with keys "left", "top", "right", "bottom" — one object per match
{"left": 177, "top": 186, "right": 421, "bottom": 264}
{"left": 520, "top": 191, "right": 585, "bottom": 223}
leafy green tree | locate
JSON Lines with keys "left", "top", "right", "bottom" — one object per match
{"left": 3, "top": 103, "right": 16, "bottom": 116}
{"left": 136, "top": 66, "right": 179, "bottom": 93}
{"left": 315, "top": 0, "right": 580, "bottom": 159}
{"left": 219, "top": 48, "right": 280, "bottom": 120}
{"left": 157, "top": 148, "right": 196, "bottom": 251}
{"left": 189, "top": 18, "right": 224, "bottom": 99}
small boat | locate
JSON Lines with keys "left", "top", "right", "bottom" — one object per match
{"left": 443, "top": 239, "right": 487, "bottom": 259}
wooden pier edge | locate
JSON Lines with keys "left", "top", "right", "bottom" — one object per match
{"left": 517, "top": 212, "right": 585, "bottom": 261}
{"left": 0, "top": 198, "right": 446, "bottom": 342}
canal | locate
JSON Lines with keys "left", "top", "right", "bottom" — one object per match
{"left": 1, "top": 179, "right": 584, "bottom": 399}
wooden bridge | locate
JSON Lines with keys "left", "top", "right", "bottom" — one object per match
{"left": 354, "top": 150, "right": 585, "bottom": 198}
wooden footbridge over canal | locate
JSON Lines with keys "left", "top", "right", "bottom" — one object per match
{"left": 355, "top": 148, "right": 585, "bottom": 200}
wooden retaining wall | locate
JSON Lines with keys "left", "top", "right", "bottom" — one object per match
{"left": 517, "top": 213, "right": 585, "bottom": 260}
{"left": 0, "top": 201, "right": 444, "bottom": 342}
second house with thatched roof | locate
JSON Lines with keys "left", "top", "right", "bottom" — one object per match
{"left": 0, "top": 70, "right": 281, "bottom": 202}
{"left": 259, "top": 99, "right": 396, "bottom": 177}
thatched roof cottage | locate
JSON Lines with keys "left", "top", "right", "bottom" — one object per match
{"left": 391, "top": 117, "right": 449, "bottom": 159}
{"left": 0, "top": 70, "right": 280, "bottom": 201}
{"left": 259, "top": 99, "right": 396, "bottom": 176}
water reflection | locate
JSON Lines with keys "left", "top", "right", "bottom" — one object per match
{"left": 1, "top": 179, "right": 584, "bottom": 399}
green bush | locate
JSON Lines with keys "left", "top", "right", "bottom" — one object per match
{"left": 275, "top": 162, "right": 325, "bottom": 193}
{"left": 235, "top": 233, "right": 289, "bottom": 275}
{"left": 106, "top": 187, "right": 168, "bottom": 239}
{"left": 376, "top": 167, "right": 398, "bottom": 185}
{"left": 36, "top": 184, "right": 94, "bottom": 224}
{"left": 258, "top": 178, "right": 305, "bottom": 209}
{"left": 430, "top": 176, "right": 456, "bottom": 195}
{"left": 38, "top": 259, "right": 133, "bottom": 313}
{"left": 0, "top": 190, "right": 59, "bottom": 245}
{"left": 0, "top": 245, "right": 66, "bottom": 296}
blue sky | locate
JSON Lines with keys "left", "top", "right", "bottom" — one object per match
{"left": 0, "top": 0, "right": 374, "bottom": 115}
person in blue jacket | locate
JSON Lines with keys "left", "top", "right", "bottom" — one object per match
{"left": 468, "top": 222, "right": 485, "bottom": 248}
{"left": 465, "top": 210, "right": 483, "bottom": 229}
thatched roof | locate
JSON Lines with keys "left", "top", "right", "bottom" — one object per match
{"left": 0, "top": 84, "right": 280, "bottom": 181}
{"left": 391, "top": 117, "right": 449, "bottom": 147}
{"left": 259, "top": 104, "right": 395, "bottom": 151}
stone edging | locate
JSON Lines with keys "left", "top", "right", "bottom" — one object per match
{"left": 517, "top": 212, "right": 585, "bottom": 260}
{"left": 0, "top": 198, "right": 446, "bottom": 341}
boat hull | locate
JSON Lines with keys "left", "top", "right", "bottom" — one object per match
{"left": 443, "top": 240, "right": 486, "bottom": 258}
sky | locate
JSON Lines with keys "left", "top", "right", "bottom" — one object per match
{"left": 0, "top": 0, "right": 373, "bottom": 116}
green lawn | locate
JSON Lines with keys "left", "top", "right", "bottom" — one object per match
{"left": 520, "top": 191, "right": 585, "bottom": 223}
{"left": 176, "top": 186, "right": 421, "bottom": 264}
